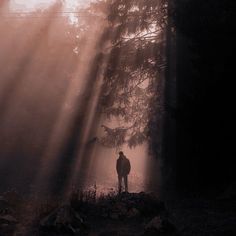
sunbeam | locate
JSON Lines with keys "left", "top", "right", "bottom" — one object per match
{"left": 34, "top": 17, "right": 108, "bottom": 195}
{"left": 0, "top": 0, "right": 164, "bottom": 198}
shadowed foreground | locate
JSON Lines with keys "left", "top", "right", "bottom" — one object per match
{"left": 0, "top": 191, "right": 177, "bottom": 236}
{"left": 1, "top": 190, "right": 236, "bottom": 236}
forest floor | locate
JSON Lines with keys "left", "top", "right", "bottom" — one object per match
{"left": 0, "top": 190, "right": 236, "bottom": 236}
{"left": 166, "top": 197, "right": 236, "bottom": 236}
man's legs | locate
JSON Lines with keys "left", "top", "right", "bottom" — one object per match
{"left": 124, "top": 175, "right": 128, "bottom": 192}
{"left": 118, "top": 175, "right": 122, "bottom": 193}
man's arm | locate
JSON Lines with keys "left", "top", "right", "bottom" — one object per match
{"left": 127, "top": 159, "right": 131, "bottom": 174}
{"left": 116, "top": 159, "right": 119, "bottom": 174}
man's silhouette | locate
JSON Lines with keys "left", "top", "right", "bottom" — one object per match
{"left": 116, "top": 151, "right": 131, "bottom": 193}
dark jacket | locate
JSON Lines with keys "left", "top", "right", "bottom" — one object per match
{"left": 116, "top": 156, "right": 131, "bottom": 176}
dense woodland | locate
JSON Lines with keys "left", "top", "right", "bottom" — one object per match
{"left": 85, "top": 0, "right": 236, "bottom": 197}
{"left": 0, "top": 1, "right": 236, "bottom": 235}
{"left": 172, "top": 0, "right": 236, "bottom": 196}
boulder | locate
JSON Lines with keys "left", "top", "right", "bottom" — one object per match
{"left": 145, "top": 216, "right": 162, "bottom": 230}
{"left": 127, "top": 208, "right": 140, "bottom": 218}
{"left": 0, "top": 214, "right": 18, "bottom": 235}
{"left": 110, "top": 213, "right": 119, "bottom": 220}
{"left": 99, "top": 230, "right": 136, "bottom": 236}
{"left": 40, "top": 204, "right": 87, "bottom": 234}
{"left": 2, "top": 190, "right": 23, "bottom": 207}
{"left": 143, "top": 216, "right": 179, "bottom": 236}
{"left": 0, "top": 197, "right": 12, "bottom": 215}
{"left": 98, "top": 192, "right": 165, "bottom": 220}
{"left": 0, "top": 215, "right": 18, "bottom": 225}
{"left": 118, "top": 192, "right": 166, "bottom": 217}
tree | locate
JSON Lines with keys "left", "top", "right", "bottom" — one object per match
{"left": 80, "top": 0, "right": 168, "bottom": 151}
{"left": 173, "top": 0, "right": 236, "bottom": 193}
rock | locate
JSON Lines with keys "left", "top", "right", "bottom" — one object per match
{"left": 0, "top": 215, "right": 18, "bottom": 225}
{"left": 117, "top": 192, "right": 166, "bottom": 217}
{"left": 110, "top": 213, "right": 119, "bottom": 220}
{"left": 0, "top": 215, "right": 18, "bottom": 234}
{"left": 114, "top": 202, "right": 128, "bottom": 216}
{"left": 2, "top": 190, "right": 23, "bottom": 207}
{"left": 145, "top": 216, "right": 162, "bottom": 230}
{"left": 99, "top": 229, "right": 137, "bottom": 236}
{"left": 143, "top": 216, "right": 179, "bottom": 236}
{"left": 0, "top": 198, "right": 14, "bottom": 215}
{"left": 99, "top": 230, "right": 119, "bottom": 236}
{"left": 40, "top": 204, "right": 87, "bottom": 234}
{"left": 127, "top": 208, "right": 140, "bottom": 218}
{"left": 97, "top": 192, "right": 165, "bottom": 220}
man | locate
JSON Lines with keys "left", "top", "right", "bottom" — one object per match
{"left": 116, "top": 151, "right": 131, "bottom": 193}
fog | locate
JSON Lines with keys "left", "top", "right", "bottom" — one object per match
{"left": 0, "top": 1, "right": 161, "bottom": 196}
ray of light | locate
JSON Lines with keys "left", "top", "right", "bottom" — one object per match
{"left": 64, "top": 52, "right": 110, "bottom": 196}
{"left": 0, "top": 3, "right": 64, "bottom": 117}
{"left": 0, "top": 4, "right": 65, "bottom": 176}
{"left": 32, "top": 17, "right": 108, "bottom": 196}
{"left": 0, "top": 0, "right": 161, "bottom": 198}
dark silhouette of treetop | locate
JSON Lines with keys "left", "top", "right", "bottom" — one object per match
{"left": 81, "top": 0, "right": 168, "bottom": 149}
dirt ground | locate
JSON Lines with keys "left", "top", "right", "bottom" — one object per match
{"left": 1, "top": 191, "right": 236, "bottom": 236}
{"left": 166, "top": 198, "right": 236, "bottom": 236}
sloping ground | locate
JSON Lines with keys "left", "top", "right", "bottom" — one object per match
{"left": 0, "top": 191, "right": 178, "bottom": 236}
{"left": 1, "top": 190, "right": 235, "bottom": 236}
{"left": 166, "top": 198, "right": 236, "bottom": 236}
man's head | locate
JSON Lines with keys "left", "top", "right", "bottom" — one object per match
{"left": 119, "top": 151, "right": 124, "bottom": 157}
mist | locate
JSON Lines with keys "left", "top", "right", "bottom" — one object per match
{"left": 0, "top": 1, "right": 161, "bottom": 196}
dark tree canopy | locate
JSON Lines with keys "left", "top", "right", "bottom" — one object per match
{"left": 171, "top": 0, "right": 236, "bottom": 194}
{"left": 78, "top": 0, "right": 168, "bottom": 150}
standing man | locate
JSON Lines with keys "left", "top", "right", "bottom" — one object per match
{"left": 116, "top": 151, "right": 131, "bottom": 193}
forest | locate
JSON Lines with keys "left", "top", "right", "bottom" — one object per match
{"left": 0, "top": 0, "right": 235, "bottom": 235}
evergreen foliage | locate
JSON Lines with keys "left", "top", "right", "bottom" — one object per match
{"left": 83, "top": 0, "right": 168, "bottom": 149}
